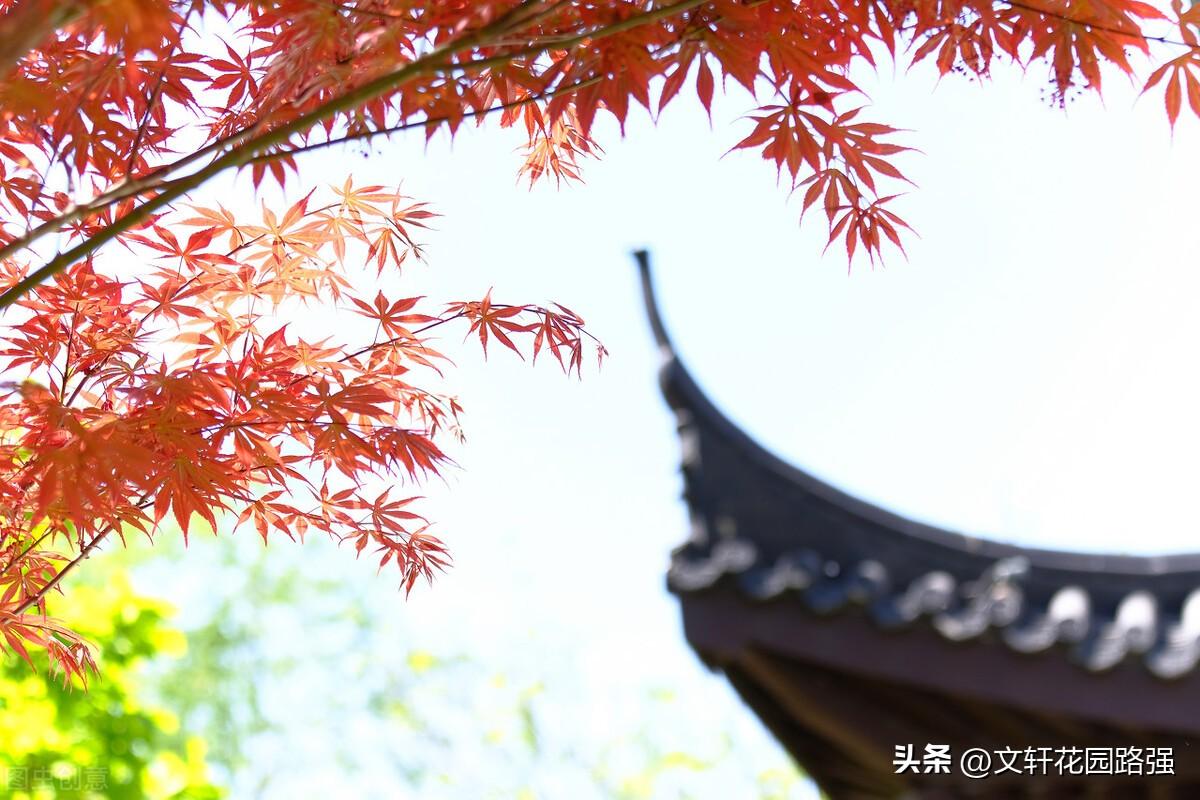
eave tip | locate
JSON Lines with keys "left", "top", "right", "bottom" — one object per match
{"left": 634, "top": 249, "right": 674, "bottom": 354}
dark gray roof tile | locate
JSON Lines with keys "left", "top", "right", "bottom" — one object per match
{"left": 737, "top": 549, "right": 820, "bottom": 599}
{"left": 1002, "top": 585, "right": 1091, "bottom": 654}
{"left": 873, "top": 570, "right": 957, "bottom": 628}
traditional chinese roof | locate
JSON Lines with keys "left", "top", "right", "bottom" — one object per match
{"left": 640, "top": 252, "right": 1200, "bottom": 798}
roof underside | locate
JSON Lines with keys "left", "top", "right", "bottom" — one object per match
{"left": 717, "top": 640, "right": 1200, "bottom": 800}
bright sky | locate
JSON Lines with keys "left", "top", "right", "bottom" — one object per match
{"left": 128, "top": 48, "right": 1200, "bottom": 798}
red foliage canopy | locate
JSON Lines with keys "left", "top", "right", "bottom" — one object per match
{"left": 0, "top": 0, "right": 1194, "bottom": 680}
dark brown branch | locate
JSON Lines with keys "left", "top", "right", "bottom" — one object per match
{"left": 9, "top": 494, "right": 153, "bottom": 617}
{"left": 246, "top": 73, "right": 605, "bottom": 166}
{"left": 0, "top": 0, "right": 711, "bottom": 307}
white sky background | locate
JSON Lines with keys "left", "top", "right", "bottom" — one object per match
{"left": 294, "top": 55, "right": 1200, "bottom": 561}
{"left": 126, "top": 43, "right": 1200, "bottom": 798}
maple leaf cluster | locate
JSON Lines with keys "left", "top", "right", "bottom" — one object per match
{"left": 0, "top": 180, "right": 603, "bottom": 681}
{"left": 0, "top": 0, "right": 1195, "bottom": 679}
{"left": 0, "top": 0, "right": 1193, "bottom": 282}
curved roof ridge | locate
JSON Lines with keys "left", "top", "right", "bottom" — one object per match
{"left": 636, "top": 251, "right": 1200, "bottom": 577}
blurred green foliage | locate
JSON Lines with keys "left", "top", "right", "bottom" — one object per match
{"left": 1, "top": 532, "right": 809, "bottom": 799}
{"left": 0, "top": 575, "right": 224, "bottom": 800}
{"left": 140, "top": 534, "right": 811, "bottom": 798}
{"left": 372, "top": 649, "right": 808, "bottom": 800}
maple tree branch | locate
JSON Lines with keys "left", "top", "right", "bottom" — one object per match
{"left": 0, "top": 4, "right": 588, "bottom": 256}
{"left": 9, "top": 494, "right": 153, "bottom": 617}
{"left": 127, "top": 55, "right": 181, "bottom": 175}
{"left": 55, "top": 228, "right": 268, "bottom": 410}
{"left": 246, "top": 74, "right": 605, "bottom": 166}
{"left": 307, "top": 0, "right": 418, "bottom": 21}
{"left": 0, "top": 0, "right": 1189, "bottom": 283}
{"left": 998, "top": 0, "right": 1194, "bottom": 50}
{"left": 341, "top": 310, "right": 467, "bottom": 361}
{"left": 22, "top": 54, "right": 121, "bottom": 230}
{"left": 0, "top": 0, "right": 709, "bottom": 308}
{"left": 1, "top": 19, "right": 516, "bottom": 301}
{"left": 0, "top": 121, "right": 261, "bottom": 268}
{"left": 337, "top": 302, "right": 598, "bottom": 366}
{"left": 10, "top": 534, "right": 105, "bottom": 615}
{"left": 201, "top": 419, "right": 422, "bottom": 432}
{"left": 0, "top": 0, "right": 84, "bottom": 73}
{"left": 191, "top": 304, "right": 584, "bottom": 439}
{"left": 0, "top": 528, "right": 52, "bottom": 579}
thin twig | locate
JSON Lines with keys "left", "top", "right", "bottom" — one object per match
{"left": 0, "top": 0, "right": 711, "bottom": 306}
